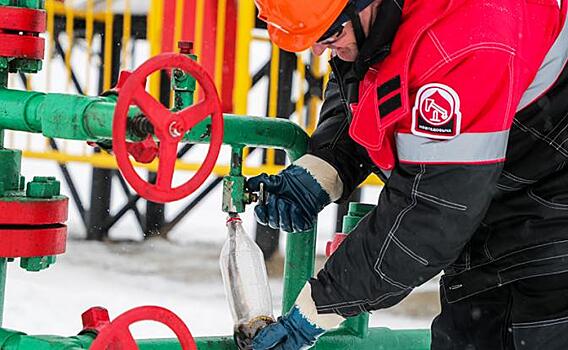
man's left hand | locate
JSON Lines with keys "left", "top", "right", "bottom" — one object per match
{"left": 252, "top": 305, "right": 324, "bottom": 350}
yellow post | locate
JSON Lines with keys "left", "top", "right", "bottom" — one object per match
{"left": 266, "top": 44, "right": 280, "bottom": 167}
{"left": 295, "top": 55, "right": 306, "bottom": 129}
{"left": 85, "top": 0, "right": 94, "bottom": 95}
{"left": 121, "top": 0, "right": 132, "bottom": 70}
{"left": 236, "top": 0, "right": 255, "bottom": 163}
{"left": 103, "top": 0, "right": 114, "bottom": 91}
{"left": 65, "top": 0, "right": 75, "bottom": 91}
{"left": 214, "top": 0, "right": 227, "bottom": 91}
{"left": 308, "top": 54, "right": 326, "bottom": 135}
{"left": 233, "top": 0, "right": 255, "bottom": 115}
{"left": 148, "top": 0, "right": 164, "bottom": 98}
{"left": 45, "top": 0, "right": 55, "bottom": 92}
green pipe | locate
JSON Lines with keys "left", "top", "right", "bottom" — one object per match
{"left": 183, "top": 115, "right": 308, "bottom": 161}
{"left": 0, "top": 69, "right": 6, "bottom": 89}
{"left": 0, "top": 89, "right": 308, "bottom": 161}
{"left": 339, "top": 203, "right": 376, "bottom": 337}
{"left": 0, "top": 259, "right": 6, "bottom": 326}
{"left": 0, "top": 149, "right": 21, "bottom": 193}
{"left": 281, "top": 228, "right": 317, "bottom": 313}
{"left": 0, "top": 328, "right": 429, "bottom": 350}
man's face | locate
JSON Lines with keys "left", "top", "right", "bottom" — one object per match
{"left": 311, "top": 1, "right": 380, "bottom": 62}
{"left": 312, "top": 22, "right": 359, "bottom": 61}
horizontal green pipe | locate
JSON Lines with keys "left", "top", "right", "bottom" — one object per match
{"left": 0, "top": 88, "right": 308, "bottom": 161}
{"left": 184, "top": 115, "right": 308, "bottom": 161}
{"left": 0, "top": 328, "right": 430, "bottom": 350}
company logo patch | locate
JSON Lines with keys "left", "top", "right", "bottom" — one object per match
{"left": 411, "top": 83, "right": 461, "bottom": 139}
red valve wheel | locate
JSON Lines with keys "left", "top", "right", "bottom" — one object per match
{"left": 113, "top": 53, "right": 223, "bottom": 203}
{"left": 89, "top": 306, "right": 197, "bottom": 350}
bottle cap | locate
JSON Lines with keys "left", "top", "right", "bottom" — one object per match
{"left": 226, "top": 215, "right": 242, "bottom": 224}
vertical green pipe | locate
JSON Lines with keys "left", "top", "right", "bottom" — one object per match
{"left": 229, "top": 147, "right": 244, "bottom": 176}
{"left": 339, "top": 203, "right": 375, "bottom": 337}
{"left": 280, "top": 139, "right": 314, "bottom": 314}
{"left": 0, "top": 259, "right": 7, "bottom": 326}
{"left": 281, "top": 227, "right": 317, "bottom": 313}
{"left": 0, "top": 68, "right": 7, "bottom": 89}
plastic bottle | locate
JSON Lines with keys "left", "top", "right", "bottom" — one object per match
{"left": 220, "top": 215, "right": 275, "bottom": 349}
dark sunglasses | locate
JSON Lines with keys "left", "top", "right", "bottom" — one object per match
{"left": 316, "top": 24, "right": 346, "bottom": 45}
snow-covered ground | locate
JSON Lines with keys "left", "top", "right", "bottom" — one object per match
{"left": 2, "top": 158, "right": 437, "bottom": 339}
{"left": 3, "top": 238, "right": 435, "bottom": 339}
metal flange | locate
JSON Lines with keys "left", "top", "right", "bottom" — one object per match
{"left": 0, "top": 34, "right": 44, "bottom": 60}
{"left": 0, "top": 198, "right": 68, "bottom": 225}
{"left": 0, "top": 6, "right": 46, "bottom": 33}
{"left": 0, "top": 5, "right": 46, "bottom": 67}
{"left": 0, "top": 225, "right": 66, "bottom": 258}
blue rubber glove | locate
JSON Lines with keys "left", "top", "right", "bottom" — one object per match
{"left": 247, "top": 165, "right": 331, "bottom": 233}
{"left": 252, "top": 306, "right": 325, "bottom": 350}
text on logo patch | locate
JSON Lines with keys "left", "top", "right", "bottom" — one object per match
{"left": 411, "top": 83, "right": 461, "bottom": 139}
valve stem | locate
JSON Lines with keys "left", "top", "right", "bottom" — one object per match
{"left": 128, "top": 115, "right": 155, "bottom": 139}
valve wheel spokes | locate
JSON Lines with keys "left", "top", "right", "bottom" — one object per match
{"left": 89, "top": 306, "right": 197, "bottom": 350}
{"left": 156, "top": 140, "right": 178, "bottom": 190}
{"left": 177, "top": 98, "right": 217, "bottom": 129}
{"left": 112, "top": 53, "right": 224, "bottom": 203}
{"left": 132, "top": 89, "right": 172, "bottom": 136}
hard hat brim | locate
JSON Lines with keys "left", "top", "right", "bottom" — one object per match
{"left": 261, "top": 0, "right": 350, "bottom": 52}
{"left": 268, "top": 25, "right": 323, "bottom": 52}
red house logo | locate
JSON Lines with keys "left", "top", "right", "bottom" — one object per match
{"left": 412, "top": 83, "right": 462, "bottom": 139}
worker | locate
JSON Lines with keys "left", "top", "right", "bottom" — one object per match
{"left": 247, "top": 0, "right": 568, "bottom": 349}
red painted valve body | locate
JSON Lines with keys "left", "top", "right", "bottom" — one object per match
{"left": 326, "top": 233, "right": 348, "bottom": 257}
{"left": 89, "top": 306, "right": 197, "bottom": 350}
{"left": 113, "top": 53, "right": 223, "bottom": 203}
{"left": 0, "top": 198, "right": 68, "bottom": 257}
{"left": 0, "top": 6, "right": 46, "bottom": 60}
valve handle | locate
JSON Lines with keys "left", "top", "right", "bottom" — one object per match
{"left": 89, "top": 306, "right": 197, "bottom": 350}
{"left": 113, "top": 53, "right": 224, "bottom": 203}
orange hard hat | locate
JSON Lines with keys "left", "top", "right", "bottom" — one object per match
{"left": 254, "top": 0, "right": 350, "bottom": 52}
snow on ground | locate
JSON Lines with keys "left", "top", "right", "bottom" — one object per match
{"left": 3, "top": 238, "right": 434, "bottom": 339}
{"left": 4, "top": 141, "right": 437, "bottom": 339}
{"left": 8, "top": 161, "right": 435, "bottom": 337}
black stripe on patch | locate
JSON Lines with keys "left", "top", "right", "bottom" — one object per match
{"left": 377, "top": 76, "right": 401, "bottom": 99}
{"left": 379, "top": 94, "right": 402, "bottom": 118}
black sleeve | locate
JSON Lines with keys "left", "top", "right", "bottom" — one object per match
{"left": 308, "top": 74, "right": 378, "bottom": 202}
{"left": 309, "top": 161, "right": 503, "bottom": 317}
{"left": 307, "top": 47, "right": 517, "bottom": 317}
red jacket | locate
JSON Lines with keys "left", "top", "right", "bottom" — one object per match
{"left": 350, "top": 0, "right": 565, "bottom": 170}
{"left": 308, "top": 0, "right": 568, "bottom": 316}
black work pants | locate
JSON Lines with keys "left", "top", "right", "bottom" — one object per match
{"left": 431, "top": 272, "right": 568, "bottom": 350}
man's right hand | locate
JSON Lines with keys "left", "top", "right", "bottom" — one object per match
{"left": 247, "top": 155, "right": 339, "bottom": 232}
{"left": 247, "top": 164, "right": 330, "bottom": 233}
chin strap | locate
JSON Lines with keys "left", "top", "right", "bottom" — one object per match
{"left": 326, "top": 0, "right": 404, "bottom": 132}
{"left": 335, "top": 0, "right": 404, "bottom": 103}
{"left": 343, "top": 2, "right": 367, "bottom": 51}
{"left": 352, "top": 0, "right": 404, "bottom": 81}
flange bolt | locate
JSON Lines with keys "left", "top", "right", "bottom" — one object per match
{"left": 81, "top": 307, "right": 111, "bottom": 334}
{"left": 178, "top": 41, "right": 194, "bottom": 55}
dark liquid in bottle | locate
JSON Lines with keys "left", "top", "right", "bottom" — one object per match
{"left": 233, "top": 316, "right": 275, "bottom": 350}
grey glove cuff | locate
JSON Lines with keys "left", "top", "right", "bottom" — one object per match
{"left": 293, "top": 155, "right": 344, "bottom": 202}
